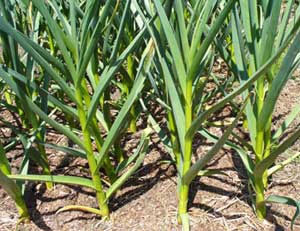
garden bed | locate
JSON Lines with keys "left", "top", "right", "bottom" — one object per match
{"left": 1, "top": 78, "right": 300, "bottom": 231}
{"left": 1, "top": 1, "right": 300, "bottom": 230}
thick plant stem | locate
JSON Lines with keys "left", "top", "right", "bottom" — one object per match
{"left": 255, "top": 77, "right": 265, "bottom": 160}
{"left": 178, "top": 80, "right": 193, "bottom": 228}
{"left": 178, "top": 183, "right": 190, "bottom": 223}
{"left": 254, "top": 178, "right": 266, "bottom": 219}
{"left": 255, "top": 130, "right": 267, "bottom": 219}
{"left": 178, "top": 136, "right": 192, "bottom": 221}
{"left": 4, "top": 90, "right": 12, "bottom": 105}
{"left": 129, "top": 107, "right": 137, "bottom": 132}
{"left": 41, "top": 167, "right": 53, "bottom": 189}
{"left": 127, "top": 54, "right": 137, "bottom": 133}
{"left": 37, "top": 143, "right": 53, "bottom": 189}
{"left": 75, "top": 89, "right": 109, "bottom": 217}
{"left": 254, "top": 78, "right": 267, "bottom": 219}
{"left": 0, "top": 170, "right": 30, "bottom": 222}
{"left": 15, "top": 197, "right": 30, "bottom": 222}
{"left": 255, "top": 130, "right": 264, "bottom": 162}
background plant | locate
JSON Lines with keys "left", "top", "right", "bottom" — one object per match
{"left": 0, "top": 0, "right": 153, "bottom": 219}
{"left": 214, "top": 0, "right": 300, "bottom": 221}
{"left": 0, "top": 0, "right": 56, "bottom": 220}
{"left": 134, "top": 0, "right": 300, "bottom": 229}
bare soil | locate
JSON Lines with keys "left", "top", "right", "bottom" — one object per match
{"left": 1, "top": 76, "right": 300, "bottom": 231}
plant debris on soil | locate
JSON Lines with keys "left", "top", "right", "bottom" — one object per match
{"left": 1, "top": 76, "right": 300, "bottom": 231}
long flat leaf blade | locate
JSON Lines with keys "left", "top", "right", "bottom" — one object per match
{"left": 8, "top": 174, "right": 96, "bottom": 190}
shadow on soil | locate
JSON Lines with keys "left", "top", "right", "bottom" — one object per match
{"left": 25, "top": 185, "right": 55, "bottom": 231}
{"left": 13, "top": 120, "right": 296, "bottom": 230}
{"left": 182, "top": 148, "right": 290, "bottom": 231}
{"left": 23, "top": 142, "right": 175, "bottom": 230}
